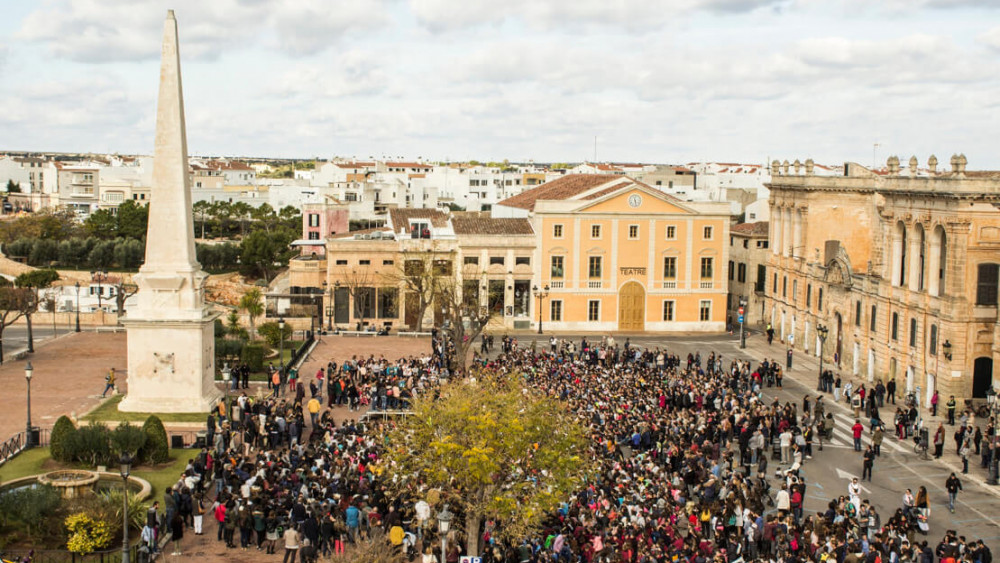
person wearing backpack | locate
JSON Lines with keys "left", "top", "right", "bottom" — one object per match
{"left": 192, "top": 492, "right": 205, "bottom": 535}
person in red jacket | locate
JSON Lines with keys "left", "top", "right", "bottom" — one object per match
{"left": 852, "top": 419, "right": 864, "bottom": 451}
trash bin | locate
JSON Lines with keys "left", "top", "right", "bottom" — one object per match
{"left": 786, "top": 349, "right": 793, "bottom": 369}
{"left": 772, "top": 435, "right": 782, "bottom": 461}
{"left": 28, "top": 426, "right": 40, "bottom": 448}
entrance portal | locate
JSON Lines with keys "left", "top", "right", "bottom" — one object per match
{"left": 618, "top": 282, "right": 645, "bottom": 331}
{"left": 973, "top": 357, "right": 994, "bottom": 398}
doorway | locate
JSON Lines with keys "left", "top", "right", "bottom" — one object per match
{"left": 973, "top": 357, "right": 994, "bottom": 398}
{"left": 618, "top": 282, "right": 645, "bottom": 331}
{"left": 834, "top": 312, "right": 843, "bottom": 365}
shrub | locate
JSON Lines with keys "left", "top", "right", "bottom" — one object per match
{"left": 0, "top": 484, "right": 61, "bottom": 536}
{"left": 216, "top": 338, "right": 244, "bottom": 363}
{"left": 49, "top": 415, "right": 77, "bottom": 463}
{"left": 110, "top": 421, "right": 147, "bottom": 458}
{"left": 139, "top": 416, "right": 169, "bottom": 464}
{"left": 241, "top": 343, "right": 266, "bottom": 372}
{"left": 257, "top": 321, "right": 293, "bottom": 348}
{"left": 71, "top": 422, "right": 112, "bottom": 467}
{"left": 65, "top": 513, "right": 114, "bottom": 554}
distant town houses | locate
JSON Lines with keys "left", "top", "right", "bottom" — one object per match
{"left": 0, "top": 154, "right": 776, "bottom": 228}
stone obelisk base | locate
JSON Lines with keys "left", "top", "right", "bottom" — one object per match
{"left": 119, "top": 314, "right": 222, "bottom": 413}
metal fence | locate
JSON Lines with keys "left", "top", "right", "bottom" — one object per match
{"left": 0, "top": 428, "right": 50, "bottom": 468}
{"left": 0, "top": 544, "right": 140, "bottom": 563}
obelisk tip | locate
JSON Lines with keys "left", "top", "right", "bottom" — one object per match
{"left": 166, "top": 9, "right": 175, "bottom": 19}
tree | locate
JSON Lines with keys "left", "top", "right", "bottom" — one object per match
{"left": 238, "top": 288, "right": 264, "bottom": 340}
{"left": 382, "top": 372, "right": 591, "bottom": 557}
{"left": 139, "top": 415, "right": 169, "bottom": 464}
{"left": 386, "top": 251, "right": 448, "bottom": 332}
{"left": 240, "top": 230, "right": 292, "bottom": 282}
{"left": 0, "top": 286, "right": 34, "bottom": 362}
{"left": 226, "top": 309, "right": 249, "bottom": 340}
{"left": 115, "top": 200, "right": 149, "bottom": 240}
{"left": 338, "top": 266, "right": 377, "bottom": 329}
{"left": 112, "top": 276, "right": 139, "bottom": 317}
{"left": 83, "top": 208, "right": 119, "bottom": 239}
{"left": 437, "top": 275, "right": 501, "bottom": 371}
{"left": 15, "top": 269, "right": 58, "bottom": 353}
{"left": 6, "top": 179, "right": 21, "bottom": 193}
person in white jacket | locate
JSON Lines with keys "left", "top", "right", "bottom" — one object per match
{"left": 775, "top": 483, "right": 791, "bottom": 513}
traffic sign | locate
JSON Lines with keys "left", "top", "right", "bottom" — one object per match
{"left": 738, "top": 315, "right": 744, "bottom": 323}
{"left": 738, "top": 306, "right": 744, "bottom": 315}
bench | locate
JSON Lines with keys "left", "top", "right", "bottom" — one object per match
{"left": 94, "top": 326, "right": 125, "bottom": 333}
{"left": 339, "top": 331, "right": 377, "bottom": 337}
{"left": 397, "top": 331, "right": 433, "bottom": 337}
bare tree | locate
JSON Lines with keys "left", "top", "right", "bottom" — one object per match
{"left": 339, "top": 266, "right": 377, "bottom": 330}
{"left": 384, "top": 250, "right": 451, "bottom": 332}
{"left": 112, "top": 276, "right": 139, "bottom": 321}
{"left": 437, "top": 274, "right": 502, "bottom": 372}
{"left": 0, "top": 287, "right": 35, "bottom": 363}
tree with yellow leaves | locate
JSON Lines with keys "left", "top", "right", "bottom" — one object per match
{"left": 381, "top": 371, "right": 591, "bottom": 557}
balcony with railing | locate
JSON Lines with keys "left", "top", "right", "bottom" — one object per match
{"left": 588, "top": 281, "right": 603, "bottom": 289}
{"left": 662, "top": 281, "right": 677, "bottom": 289}
{"left": 700, "top": 281, "right": 714, "bottom": 289}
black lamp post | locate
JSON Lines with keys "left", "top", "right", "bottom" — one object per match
{"left": 533, "top": 284, "right": 550, "bottom": 335}
{"left": 221, "top": 365, "right": 232, "bottom": 420}
{"left": 816, "top": 324, "right": 829, "bottom": 391}
{"left": 739, "top": 297, "right": 748, "bottom": 349}
{"left": 322, "top": 280, "right": 329, "bottom": 332}
{"left": 91, "top": 270, "right": 107, "bottom": 311}
{"left": 120, "top": 452, "right": 132, "bottom": 563}
{"left": 24, "top": 361, "right": 32, "bottom": 448}
{"left": 987, "top": 387, "right": 999, "bottom": 485}
{"left": 942, "top": 339, "right": 953, "bottom": 361}
{"left": 74, "top": 281, "right": 81, "bottom": 332}
{"left": 278, "top": 317, "right": 286, "bottom": 375}
{"left": 437, "top": 504, "right": 453, "bottom": 563}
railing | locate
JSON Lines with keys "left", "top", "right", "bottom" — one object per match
{"left": 549, "top": 281, "right": 564, "bottom": 289}
{"left": 0, "top": 428, "right": 49, "bottom": 467}
{"left": 662, "top": 281, "right": 676, "bottom": 289}
{"left": 700, "top": 281, "right": 714, "bottom": 289}
{"left": 587, "top": 281, "right": 602, "bottom": 289}
{"left": 1, "top": 543, "right": 141, "bottom": 563}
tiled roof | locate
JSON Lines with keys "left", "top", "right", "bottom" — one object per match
{"left": 389, "top": 208, "right": 449, "bottom": 230}
{"left": 386, "top": 162, "right": 430, "bottom": 169}
{"left": 731, "top": 221, "right": 769, "bottom": 236}
{"left": 496, "top": 174, "right": 624, "bottom": 211}
{"left": 451, "top": 213, "right": 533, "bottom": 236}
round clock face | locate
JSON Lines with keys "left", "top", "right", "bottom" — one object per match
{"left": 628, "top": 194, "right": 642, "bottom": 208}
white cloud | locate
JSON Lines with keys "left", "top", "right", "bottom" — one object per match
{"left": 979, "top": 26, "right": 1000, "bottom": 51}
{"left": 16, "top": 0, "right": 391, "bottom": 63}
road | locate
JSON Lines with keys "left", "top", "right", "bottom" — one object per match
{"left": 0, "top": 324, "right": 61, "bottom": 357}
{"left": 504, "top": 332, "right": 1000, "bottom": 548}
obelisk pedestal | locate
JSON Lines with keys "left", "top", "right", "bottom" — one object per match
{"left": 119, "top": 10, "right": 221, "bottom": 413}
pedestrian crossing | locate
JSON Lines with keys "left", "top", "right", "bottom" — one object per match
{"left": 816, "top": 410, "right": 910, "bottom": 454}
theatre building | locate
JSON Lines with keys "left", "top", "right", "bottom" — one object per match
{"left": 764, "top": 155, "right": 1000, "bottom": 401}
{"left": 495, "top": 174, "right": 731, "bottom": 332}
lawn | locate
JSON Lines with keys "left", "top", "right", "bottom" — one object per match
{"left": 82, "top": 395, "right": 208, "bottom": 423}
{"left": 216, "top": 341, "right": 306, "bottom": 381}
{"left": 0, "top": 447, "right": 192, "bottom": 498}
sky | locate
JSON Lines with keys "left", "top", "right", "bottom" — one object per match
{"left": 1, "top": 0, "right": 999, "bottom": 167}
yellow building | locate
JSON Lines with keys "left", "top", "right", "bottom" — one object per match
{"left": 496, "top": 174, "right": 732, "bottom": 332}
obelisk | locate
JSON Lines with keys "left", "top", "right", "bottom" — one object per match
{"left": 119, "top": 10, "right": 222, "bottom": 413}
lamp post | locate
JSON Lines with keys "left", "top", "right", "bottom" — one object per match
{"left": 988, "top": 387, "right": 999, "bottom": 485}
{"left": 437, "top": 504, "right": 453, "bottom": 563}
{"left": 120, "top": 452, "right": 132, "bottom": 563}
{"left": 533, "top": 284, "right": 550, "bottom": 335}
{"left": 74, "top": 281, "right": 81, "bottom": 332}
{"left": 24, "top": 361, "right": 33, "bottom": 449}
{"left": 91, "top": 270, "right": 107, "bottom": 312}
{"left": 739, "top": 297, "right": 748, "bottom": 349}
{"left": 221, "top": 365, "right": 232, "bottom": 421}
{"left": 278, "top": 317, "right": 286, "bottom": 376}
{"left": 322, "top": 280, "right": 330, "bottom": 332}
{"left": 816, "top": 324, "right": 829, "bottom": 391}
{"left": 942, "top": 339, "right": 953, "bottom": 362}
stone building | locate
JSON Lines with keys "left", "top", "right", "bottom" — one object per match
{"left": 726, "top": 221, "right": 769, "bottom": 328}
{"left": 764, "top": 155, "right": 1000, "bottom": 403}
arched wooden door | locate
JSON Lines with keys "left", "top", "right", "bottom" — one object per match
{"left": 618, "top": 282, "right": 645, "bottom": 332}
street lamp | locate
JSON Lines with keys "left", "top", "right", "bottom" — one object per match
{"left": 24, "top": 361, "right": 33, "bottom": 449}
{"left": 816, "top": 324, "right": 829, "bottom": 391}
{"left": 942, "top": 340, "right": 953, "bottom": 361}
{"left": 91, "top": 270, "right": 107, "bottom": 312}
{"left": 74, "top": 281, "right": 81, "bottom": 333}
{"left": 437, "top": 504, "right": 454, "bottom": 563}
{"left": 987, "top": 387, "right": 999, "bottom": 485}
{"left": 322, "top": 280, "right": 330, "bottom": 332}
{"left": 533, "top": 284, "right": 550, "bottom": 335}
{"left": 119, "top": 452, "right": 132, "bottom": 563}
{"left": 739, "top": 297, "right": 748, "bottom": 349}
{"left": 221, "top": 365, "right": 232, "bottom": 421}
{"left": 278, "top": 317, "right": 286, "bottom": 376}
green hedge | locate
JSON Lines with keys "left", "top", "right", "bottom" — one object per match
{"left": 139, "top": 416, "right": 169, "bottom": 464}
{"left": 241, "top": 343, "right": 266, "bottom": 372}
{"left": 49, "top": 415, "right": 76, "bottom": 463}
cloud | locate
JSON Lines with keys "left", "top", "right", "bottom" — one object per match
{"left": 408, "top": 0, "right": 788, "bottom": 34}
{"left": 980, "top": 26, "right": 1000, "bottom": 51}
{"left": 16, "top": 0, "right": 390, "bottom": 63}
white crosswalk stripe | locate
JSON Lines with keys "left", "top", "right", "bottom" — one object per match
{"left": 824, "top": 411, "right": 909, "bottom": 454}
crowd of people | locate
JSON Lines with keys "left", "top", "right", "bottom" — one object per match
{"left": 143, "top": 334, "right": 995, "bottom": 563}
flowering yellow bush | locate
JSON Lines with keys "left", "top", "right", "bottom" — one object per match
{"left": 65, "top": 513, "right": 113, "bottom": 554}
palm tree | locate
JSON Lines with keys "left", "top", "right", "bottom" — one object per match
{"left": 238, "top": 288, "right": 264, "bottom": 340}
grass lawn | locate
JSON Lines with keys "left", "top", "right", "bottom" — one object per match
{"left": 216, "top": 341, "right": 306, "bottom": 381}
{"left": 82, "top": 395, "right": 208, "bottom": 423}
{"left": 0, "top": 447, "right": 191, "bottom": 498}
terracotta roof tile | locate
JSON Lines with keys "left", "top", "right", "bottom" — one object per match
{"left": 451, "top": 213, "right": 533, "bottom": 236}
{"left": 388, "top": 208, "right": 449, "bottom": 231}
{"left": 497, "top": 174, "right": 623, "bottom": 211}
{"left": 731, "top": 221, "right": 769, "bottom": 236}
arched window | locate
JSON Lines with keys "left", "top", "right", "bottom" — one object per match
{"left": 898, "top": 223, "right": 907, "bottom": 287}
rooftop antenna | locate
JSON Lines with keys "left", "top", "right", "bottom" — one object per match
{"left": 873, "top": 142, "right": 881, "bottom": 170}
{"left": 594, "top": 136, "right": 597, "bottom": 163}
